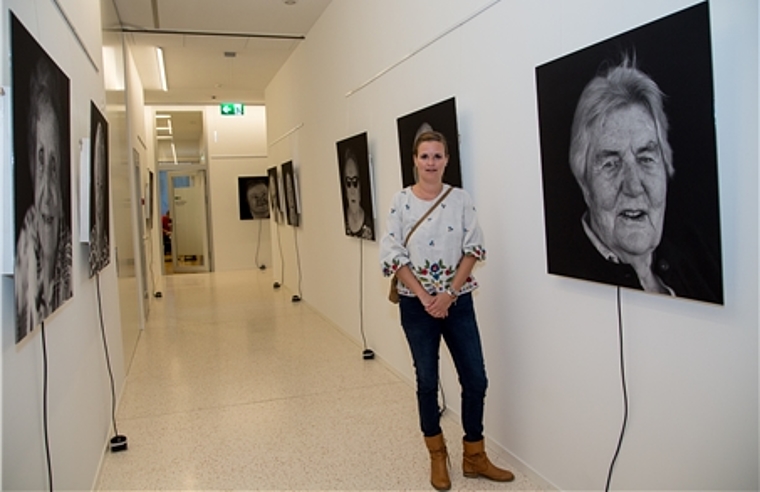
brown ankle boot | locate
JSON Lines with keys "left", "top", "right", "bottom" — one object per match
{"left": 424, "top": 434, "right": 451, "bottom": 491}
{"left": 462, "top": 439, "right": 515, "bottom": 482}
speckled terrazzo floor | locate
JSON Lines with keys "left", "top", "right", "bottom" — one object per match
{"left": 96, "top": 269, "right": 543, "bottom": 491}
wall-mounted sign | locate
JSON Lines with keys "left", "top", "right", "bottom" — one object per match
{"left": 220, "top": 103, "right": 244, "bottom": 115}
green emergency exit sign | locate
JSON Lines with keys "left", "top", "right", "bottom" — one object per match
{"left": 220, "top": 103, "right": 244, "bottom": 115}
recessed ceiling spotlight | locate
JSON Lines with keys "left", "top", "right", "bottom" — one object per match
{"left": 283, "top": 0, "right": 297, "bottom": 5}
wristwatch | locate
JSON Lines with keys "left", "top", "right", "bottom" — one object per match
{"left": 445, "top": 287, "right": 458, "bottom": 299}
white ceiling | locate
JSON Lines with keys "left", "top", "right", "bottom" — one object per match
{"left": 108, "top": 0, "right": 333, "bottom": 105}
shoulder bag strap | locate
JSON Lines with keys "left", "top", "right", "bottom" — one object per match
{"left": 403, "top": 186, "right": 454, "bottom": 247}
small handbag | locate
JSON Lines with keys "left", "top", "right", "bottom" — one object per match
{"left": 388, "top": 275, "right": 401, "bottom": 304}
{"left": 388, "top": 187, "right": 454, "bottom": 304}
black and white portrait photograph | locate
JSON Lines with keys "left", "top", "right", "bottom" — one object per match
{"left": 281, "top": 161, "right": 300, "bottom": 227}
{"left": 397, "top": 97, "right": 462, "bottom": 188}
{"left": 336, "top": 132, "right": 375, "bottom": 241}
{"left": 238, "top": 176, "right": 269, "bottom": 220}
{"left": 146, "top": 169, "right": 154, "bottom": 230}
{"left": 89, "top": 101, "right": 111, "bottom": 277}
{"left": 267, "top": 166, "right": 283, "bottom": 223}
{"left": 12, "top": 13, "right": 73, "bottom": 342}
{"left": 535, "top": 2, "right": 723, "bottom": 305}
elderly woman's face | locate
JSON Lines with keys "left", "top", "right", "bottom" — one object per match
{"left": 247, "top": 183, "right": 269, "bottom": 217}
{"left": 344, "top": 158, "right": 360, "bottom": 207}
{"left": 34, "top": 101, "right": 62, "bottom": 279}
{"left": 582, "top": 104, "right": 668, "bottom": 261}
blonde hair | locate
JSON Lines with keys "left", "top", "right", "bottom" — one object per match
{"left": 413, "top": 130, "right": 449, "bottom": 157}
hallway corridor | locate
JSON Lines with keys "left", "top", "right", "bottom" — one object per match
{"left": 96, "top": 270, "right": 539, "bottom": 490}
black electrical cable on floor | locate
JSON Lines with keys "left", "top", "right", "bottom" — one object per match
{"left": 605, "top": 286, "right": 629, "bottom": 491}
{"left": 275, "top": 221, "right": 285, "bottom": 288}
{"left": 254, "top": 218, "right": 264, "bottom": 269}
{"left": 96, "top": 273, "right": 120, "bottom": 438}
{"left": 357, "top": 239, "right": 375, "bottom": 360}
{"left": 146, "top": 229, "right": 157, "bottom": 295}
{"left": 41, "top": 320, "right": 54, "bottom": 492}
{"left": 292, "top": 226, "right": 303, "bottom": 299}
{"left": 358, "top": 239, "right": 368, "bottom": 349}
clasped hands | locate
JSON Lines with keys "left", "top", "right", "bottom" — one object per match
{"left": 420, "top": 291, "right": 455, "bottom": 319}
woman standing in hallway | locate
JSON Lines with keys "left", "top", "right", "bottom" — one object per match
{"left": 379, "top": 131, "right": 513, "bottom": 490}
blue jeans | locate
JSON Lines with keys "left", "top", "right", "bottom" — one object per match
{"left": 399, "top": 292, "right": 488, "bottom": 441}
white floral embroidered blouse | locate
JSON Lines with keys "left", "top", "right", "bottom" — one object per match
{"left": 379, "top": 185, "right": 486, "bottom": 297}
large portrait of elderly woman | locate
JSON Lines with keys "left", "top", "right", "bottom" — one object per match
{"left": 238, "top": 176, "right": 270, "bottom": 220}
{"left": 397, "top": 97, "right": 462, "bottom": 188}
{"left": 12, "top": 13, "right": 73, "bottom": 342}
{"left": 535, "top": 2, "right": 723, "bottom": 305}
{"left": 336, "top": 132, "right": 375, "bottom": 241}
{"left": 89, "top": 102, "right": 111, "bottom": 277}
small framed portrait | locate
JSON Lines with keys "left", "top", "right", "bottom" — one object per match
{"left": 267, "top": 166, "right": 283, "bottom": 223}
{"left": 89, "top": 101, "right": 111, "bottom": 277}
{"left": 238, "top": 176, "right": 270, "bottom": 220}
{"left": 336, "top": 132, "right": 375, "bottom": 241}
{"left": 397, "top": 97, "right": 462, "bottom": 188}
{"left": 535, "top": 2, "right": 723, "bottom": 304}
{"left": 281, "top": 161, "right": 300, "bottom": 227}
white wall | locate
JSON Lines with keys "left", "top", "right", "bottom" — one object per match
{"left": 265, "top": 0, "right": 759, "bottom": 490}
{"left": 0, "top": 0, "right": 126, "bottom": 490}
{"left": 107, "top": 31, "right": 144, "bottom": 371}
{"left": 123, "top": 40, "right": 152, "bottom": 330}
{"left": 205, "top": 105, "right": 273, "bottom": 272}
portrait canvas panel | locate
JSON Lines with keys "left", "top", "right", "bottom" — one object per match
{"left": 336, "top": 132, "right": 375, "bottom": 241}
{"left": 281, "top": 161, "right": 300, "bottom": 227}
{"left": 146, "top": 169, "right": 154, "bottom": 230}
{"left": 535, "top": 2, "right": 723, "bottom": 304}
{"left": 89, "top": 101, "right": 111, "bottom": 277}
{"left": 397, "top": 97, "right": 462, "bottom": 188}
{"left": 267, "top": 166, "right": 283, "bottom": 223}
{"left": 1, "top": 93, "right": 9, "bottom": 275}
{"left": 12, "top": 12, "right": 74, "bottom": 342}
{"left": 238, "top": 176, "right": 269, "bottom": 220}
{"left": 78, "top": 136, "right": 91, "bottom": 243}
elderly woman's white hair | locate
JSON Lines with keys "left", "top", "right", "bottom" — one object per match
{"left": 569, "top": 55, "right": 674, "bottom": 187}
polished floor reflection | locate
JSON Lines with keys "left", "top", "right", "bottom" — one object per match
{"left": 96, "top": 269, "right": 540, "bottom": 491}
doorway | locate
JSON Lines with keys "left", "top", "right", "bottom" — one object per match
{"left": 161, "top": 169, "right": 210, "bottom": 274}
{"left": 155, "top": 109, "right": 210, "bottom": 275}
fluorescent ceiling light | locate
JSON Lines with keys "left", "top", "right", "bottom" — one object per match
{"left": 156, "top": 47, "right": 168, "bottom": 91}
{"left": 156, "top": 119, "right": 173, "bottom": 133}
